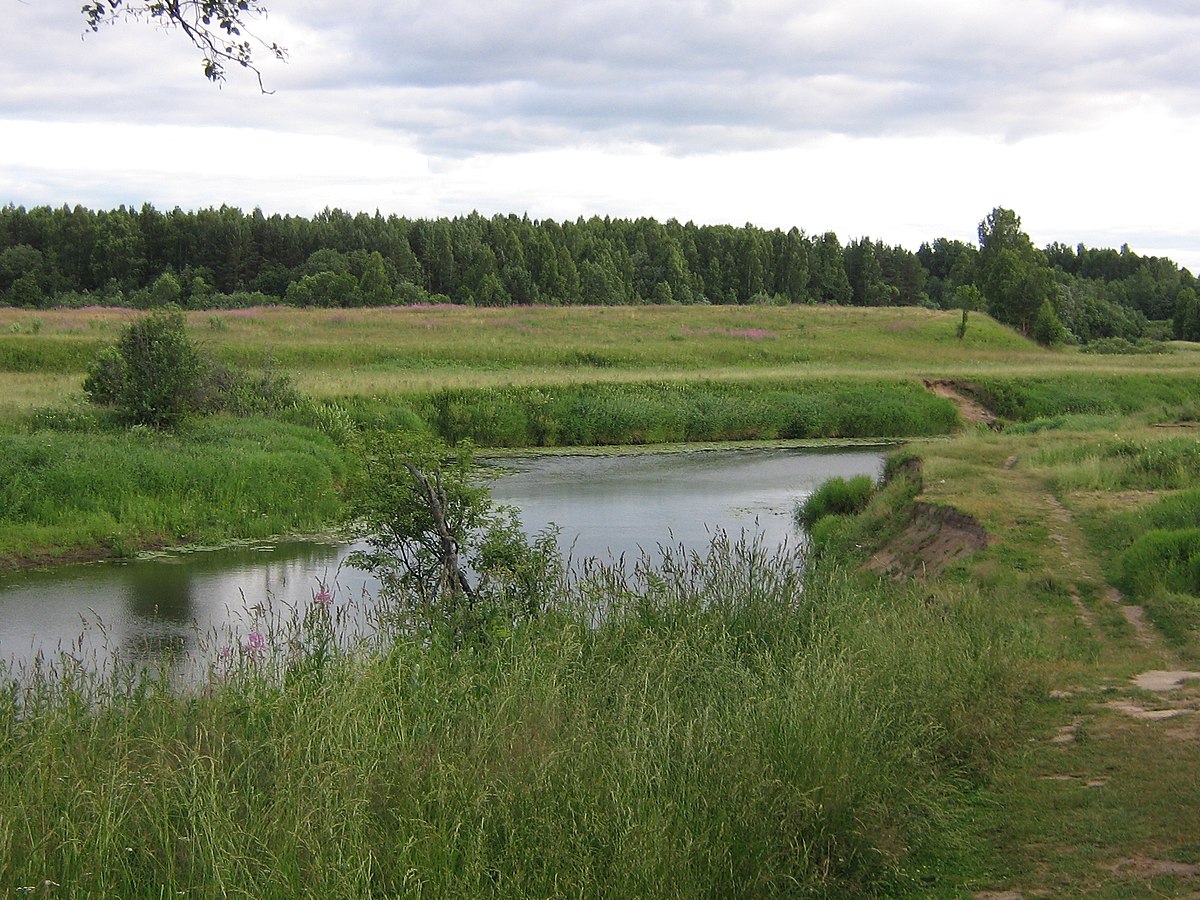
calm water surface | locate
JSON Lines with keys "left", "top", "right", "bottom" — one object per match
{"left": 0, "top": 446, "right": 885, "bottom": 673}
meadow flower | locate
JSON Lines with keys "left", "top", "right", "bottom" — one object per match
{"left": 246, "top": 630, "right": 267, "bottom": 656}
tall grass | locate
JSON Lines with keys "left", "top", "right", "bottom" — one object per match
{"left": 972, "top": 374, "right": 1200, "bottom": 422}
{"left": 0, "top": 418, "right": 347, "bottom": 565}
{"left": 0, "top": 534, "right": 1025, "bottom": 897}
{"left": 795, "top": 474, "right": 876, "bottom": 529}
{"left": 1036, "top": 436, "right": 1200, "bottom": 492}
{"left": 412, "top": 379, "right": 959, "bottom": 447}
{"left": 1117, "top": 529, "right": 1200, "bottom": 599}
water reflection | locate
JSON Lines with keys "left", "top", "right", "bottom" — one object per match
{"left": 0, "top": 446, "right": 887, "bottom": 676}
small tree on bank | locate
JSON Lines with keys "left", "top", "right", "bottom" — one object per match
{"left": 83, "top": 306, "right": 203, "bottom": 427}
{"left": 346, "top": 432, "right": 561, "bottom": 646}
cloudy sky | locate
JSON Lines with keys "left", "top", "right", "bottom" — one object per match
{"left": 2, "top": 0, "right": 1198, "bottom": 269}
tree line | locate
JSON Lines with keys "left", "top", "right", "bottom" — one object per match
{"left": 2, "top": 203, "right": 1197, "bottom": 343}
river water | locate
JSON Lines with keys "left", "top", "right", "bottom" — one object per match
{"left": 0, "top": 446, "right": 885, "bottom": 674}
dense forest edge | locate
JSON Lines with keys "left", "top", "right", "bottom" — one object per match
{"left": 3, "top": 203, "right": 1199, "bottom": 348}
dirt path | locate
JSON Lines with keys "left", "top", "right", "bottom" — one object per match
{"left": 923, "top": 378, "right": 999, "bottom": 429}
{"left": 965, "top": 456, "right": 1200, "bottom": 898}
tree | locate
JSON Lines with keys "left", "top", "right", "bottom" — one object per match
{"left": 808, "top": 232, "right": 852, "bottom": 305}
{"left": 346, "top": 433, "right": 561, "bottom": 645}
{"left": 358, "top": 251, "right": 393, "bottom": 306}
{"left": 284, "top": 271, "right": 361, "bottom": 307}
{"left": 81, "top": 1, "right": 287, "bottom": 90}
{"left": 83, "top": 306, "right": 203, "bottom": 427}
{"left": 977, "top": 207, "right": 1057, "bottom": 335}
{"left": 1033, "top": 299, "right": 1068, "bottom": 346}
{"left": 1174, "top": 287, "right": 1200, "bottom": 342}
{"left": 953, "top": 284, "right": 981, "bottom": 339}
{"left": 844, "top": 238, "right": 894, "bottom": 306}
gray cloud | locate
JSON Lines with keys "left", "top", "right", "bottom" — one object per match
{"left": 3, "top": 1, "right": 1200, "bottom": 159}
{"left": 242, "top": 0, "right": 1200, "bottom": 155}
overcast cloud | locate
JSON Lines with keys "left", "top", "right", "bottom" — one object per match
{"left": 1, "top": 0, "right": 1198, "bottom": 269}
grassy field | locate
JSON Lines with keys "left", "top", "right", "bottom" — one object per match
{"left": 3, "top": 305, "right": 1197, "bottom": 408}
{"left": 6, "top": 303, "right": 1198, "bottom": 566}
{"left": 1, "top": 304, "right": 1199, "bottom": 895}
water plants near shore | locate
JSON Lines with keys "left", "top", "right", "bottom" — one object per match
{"left": 0, "top": 528, "right": 1028, "bottom": 897}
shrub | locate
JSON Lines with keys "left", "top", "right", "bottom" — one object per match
{"left": 83, "top": 306, "right": 203, "bottom": 427}
{"left": 1033, "top": 300, "right": 1068, "bottom": 346}
{"left": 1118, "top": 528, "right": 1200, "bottom": 599}
{"left": 796, "top": 474, "right": 876, "bottom": 529}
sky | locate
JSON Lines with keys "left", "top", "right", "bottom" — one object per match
{"left": 2, "top": 0, "right": 1198, "bottom": 271}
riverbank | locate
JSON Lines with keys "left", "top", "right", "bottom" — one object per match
{"left": 0, "top": 480, "right": 1035, "bottom": 897}
{"left": 2, "top": 305, "right": 1199, "bottom": 894}
{"left": 1, "top": 304, "right": 1195, "bottom": 577}
{"left": 896, "top": 417, "right": 1200, "bottom": 896}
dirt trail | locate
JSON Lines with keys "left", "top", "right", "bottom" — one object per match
{"left": 923, "top": 378, "right": 999, "bottom": 429}
{"left": 969, "top": 457, "right": 1200, "bottom": 898}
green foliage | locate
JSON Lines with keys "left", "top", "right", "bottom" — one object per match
{"left": 978, "top": 208, "right": 1059, "bottom": 335}
{"left": 416, "top": 379, "right": 958, "bottom": 447}
{"left": 1118, "top": 528, "right": 1200, "bottom": 599}
{"left": 804, "top": 452, "right": 923, "bottom": 563}
{"left": 1032, "top": 298, "right": 1068, "bottom": 346}
{"left": 1173, "top": 287, "right": 1200, "bottom": 341}
{"left": 796, "top": 474, "right": 876, "bottom": 528}
{"left": 345, "top": 432, "right": 560, "bottom": 645}
{"left": 83, "top": 306, "right": 203, "bottom": 427}
{"left": 0, "top": 532, "right": 1026, "bottom": 896}
{"left": 0, "top": 335, "right": 104, "bottom": 373}
{"left": 1078, "top": 336, "right": 1169, "bottom": 355}
{"left": 0, "top": 419, "right": 346, "bottom": 565}
{"left": 80, "top": 309, "right": 300, "bottom": 427}
{"left": 1038, "top": 436, "right": 1200, "bottom": 491}
{"left": 973, "top": 375, "right": 1200, "bottom": 422}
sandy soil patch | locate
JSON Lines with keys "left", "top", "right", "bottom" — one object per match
{"left": 923, "top": 379, "right": 999, "bottom": 428}
{"left": 1133, "top": 670, "right": 1200, "bottom": 692}
{"left": 864, "top": 501, "right": 990, "bottom": 579}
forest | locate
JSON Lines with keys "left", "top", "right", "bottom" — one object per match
{"left": 2, "top": 203, "right": 1198, "bottom": 346}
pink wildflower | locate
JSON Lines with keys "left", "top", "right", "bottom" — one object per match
{"left": 315, "top": 589, "right": 333, "bottom": 605}
{"left": 246, "top": 631, "right": 267, "bottom": 655}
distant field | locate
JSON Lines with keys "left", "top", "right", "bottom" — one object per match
{"left": 2, "top": 305, "right": 1197, "bottom": 414}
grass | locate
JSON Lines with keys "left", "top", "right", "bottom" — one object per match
{"left": 888, "top": 420, "right": 1200, "bottom": 895}
{"left": 0, "top": 532, "right": 1030, "bottom": 897}
{"left": 2, "top": 303, "right": 1200, "bottom": 894}
{"left": 795, "top": 473, "right": 877, "bottom": 529}
{"left": 0, "top": 418, "right": 347, "bottom": 567}
{"left": 5, "top": 305, "right": 1198, "bottom": 406}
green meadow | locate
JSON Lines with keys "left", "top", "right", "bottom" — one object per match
{"left": 1, "top": 303, "right": 1199, "bottom": 896}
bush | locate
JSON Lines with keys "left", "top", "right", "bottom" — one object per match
{"left": 83, "top": 306, "right": 203, "bottom": 427}
{"left": 1118, "top": 528, "right": 1200, "bottom": 599}
{"left": 1033, "top": 299, "right": 1068, "bottom": 346}
{"left": 796, "top": 474, "right": 876, "bottom": 529}
{"left": 83, "top": 308, "right": 301, "bottom": 427}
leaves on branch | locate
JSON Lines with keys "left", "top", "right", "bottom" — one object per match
{"left": 81, "top": 0, "right": 287, "bottom": 92}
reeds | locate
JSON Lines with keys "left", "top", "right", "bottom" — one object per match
{"left": 0, "top": 533, "right": 1023, "bottom": 897}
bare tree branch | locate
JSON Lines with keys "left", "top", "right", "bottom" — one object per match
{"left": 81, "top": 0, "right": 287, "bottom": 93}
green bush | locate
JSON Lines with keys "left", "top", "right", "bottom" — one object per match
{"left": 82, "top": 309, "right": 300, "bottom": 427}
{"left": 83, "top": 306, "right": 203, "bottom": 427}
{"left": 1118, "top": 528, "right": 1200, "bottom": 599}
{"left": 796, "top": 474, "right": 876, "bottom": 529}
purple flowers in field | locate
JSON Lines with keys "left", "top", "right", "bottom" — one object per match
{"left": 680, "top": 327, "right": 774, "bottom": 340}
{"left": 245, "top": 630, "right": 267, "bottom": 656}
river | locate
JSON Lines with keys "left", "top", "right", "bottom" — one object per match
{"left": 0, "top": 445, "right": 886, "bottom": 675}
